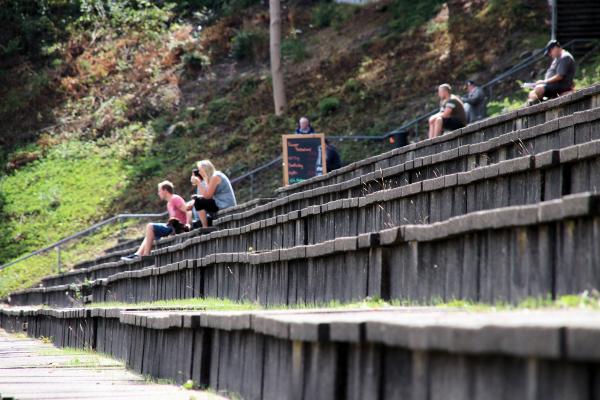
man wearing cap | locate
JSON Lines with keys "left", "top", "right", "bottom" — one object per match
{"left": 528, "top": 40, "right": 576, "bottom": 105}
{"left": 462, "top": 80, "right": 487, "bottom": 123}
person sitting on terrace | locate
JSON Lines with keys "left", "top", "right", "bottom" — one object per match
{"left": 190, "top": 160, "right": 237, "bottom": 228}
{"left": 295, "top": 117, "right": 315, "bottom": 134}
{"left": 428, "top": 84, "right": 467, "bottom": 139}
{"left": 121, "top": 181, "right": 189, "bottom": 261}
{"left": 325, "top": 139, "right": 342, "bottom": 172}
{"left": 461, "top": 80, "right": 487, "bottom": 123}
{"left": 527, "top": 40, "right": 576, "bottom": 105}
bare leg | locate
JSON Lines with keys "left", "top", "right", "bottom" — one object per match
{"left": 528, "top": 85, "right": 544, "bottom": 104}
{"left": 137, "top": 223, "right": 155, "bottom": 256}
{"left": 199, "top": 210, "right": 209, "bottom": 228}
{"left": 428, "top": 115, "right": 435, "bottom": 139}
{"left": 134, "top": 237, "right": 147, "bottom": 256}
{"left": 429, "top": 116, "right": 443, "bottom": 139}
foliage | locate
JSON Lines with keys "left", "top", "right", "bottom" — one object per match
{"left": 318, "top": 96, "right": 340, "bottom": 115}
{"left": 281, "top": 38, "right": 307, "bottom": 63}
{"left": 388, "top": 0, "right": 444, "bottom": 33}
{"left": 231, "top": 29, "right": 268, "bottom": 62}
{"left": 311, "top": 2, "right": 357, "bottom": 29}
{"left": 575, "top": 52, "right": 600, "bottom": 89}
{"left": 0, "top": 0, "right": 79, "bottom": 61}
{"left": 207, "top": 97, "right": 236, "bottom": 124}
{"left": 487, "top": 94, "right": 526, "bottom": 116}
{"left": 76, "top": 0, "right": 175, "bottom": 38}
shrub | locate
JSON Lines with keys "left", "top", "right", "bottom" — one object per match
{"left": 312, "top": 2, "right": 337, "bottom": 28}
{"left": 311, "top": 2, "right": 356, "bottom": 30}
{"left": 207, "top": 97, "right": 235, "bottom": 123}
{"left": 281, "top": 38, "right": 307, "bottom": 63}
{"left": 388, "top": 0, "right": 444, "bottom": 33}
{"left": 318, "top": 96, "right": 340, "bottom": 115}
{"left": 231, "top": 29, "right": 268, "bottom": 61}
{"left": 182, "top": 51, "right": 209, "bottom": 71}
{"left": 343, "top": 78, "right": 359, "bottom": 93}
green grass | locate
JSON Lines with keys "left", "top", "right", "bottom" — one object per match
{"left": 33, "top": 345, "right": 124, "bottom": 368}
{"left": 65, "top": 293, "right": 600, "bottom": 312}
{"left": 0, "top": 140, "right": 145, "bottom": 299}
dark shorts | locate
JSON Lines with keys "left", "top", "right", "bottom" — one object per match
{"left": 544, "top": 82, "right": 572, "bottom": 98}
{"left": 194, "top": 197, "right": 219, "bottom": 214}
{"left": 442, "top": 117, "right": 466, "bottom": 131}
{"left": 151, "top": 223, "right": 174, "bottom": 239}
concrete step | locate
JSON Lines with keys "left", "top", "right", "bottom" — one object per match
{"left": 34, "top": 134, "right": 600, "bottom": 293}
{"left": 11, "top": 193, "right": 600, "bottom": 307}
{"left": 275, "top": 84, "right": 600, "bottom": 198}
{"left": 3, "top": 306, "right": 600, "bottom": 400}
{"left": 73, "top": 227, "right": 217, "bottom": 270}
{"left": 216, "top": 107, "right": 600, "bottom": 230}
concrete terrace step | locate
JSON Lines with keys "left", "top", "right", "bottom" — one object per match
{"left": 72, "top": 227, "right": 218, "bottom": 270}
{"left": 70, "top": 199, "right": 270, "bottom": 270}
{"left": 275, "top": 83, "right": 600, "bottom": 197}
{"left": 3, "top": 306, "right": 600, "bottom": 400}
{"left": 154, "top": 139, "right": 600, "bottom": 265}
{"left": 217, "top": 106, "right": 600, "bottom": 230}
{"left": 41, "top": 256, "right": 155, "bottom": 287}
{"left": 11, "top": 193, "right": 600, "bottom": 307}
{"left": 41, "top": 227, "right": 217, "bottom": 286}
{"left": 21, "top": 136, "right": 600, "bottom": 301}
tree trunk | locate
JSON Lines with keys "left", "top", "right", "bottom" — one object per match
{"left": 269, "top": 0, "right": 287, "bottom": 115}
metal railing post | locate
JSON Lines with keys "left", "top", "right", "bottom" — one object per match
{"left": 119, "top": 216, "right": 124, "bottom": 242}
{"left": 56, "top": 246, "right": 61, "bottom": 274}
{"left": 551, "top": 0, "right": 557, "bottom": 40}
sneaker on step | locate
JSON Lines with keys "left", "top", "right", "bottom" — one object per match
{"left": 120, "top": 254, "right": 140, "bottom": 262}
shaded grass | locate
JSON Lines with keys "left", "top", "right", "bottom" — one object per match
{"left": 78, "top": 293, "right": 600, "bottom": 312}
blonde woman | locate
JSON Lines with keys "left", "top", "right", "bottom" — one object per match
{"left": 190, "top": 160, "right": 237, "bottom": 227}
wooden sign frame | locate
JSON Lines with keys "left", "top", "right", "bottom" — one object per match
{"left": 282, "top": 134, "right": 328, "bottom": 186}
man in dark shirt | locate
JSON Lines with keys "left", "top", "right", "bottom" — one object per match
{"left": 528, "top": 40, "right": 576, "bottom": 104}
{"left": 462, "top": 80, "right": 487, "bottom": 123}
{"left": 325, "top": 140, "right": 342, "bottom": 172}
{"left": 428, "top": 84, "right": 467, "bottom": 139}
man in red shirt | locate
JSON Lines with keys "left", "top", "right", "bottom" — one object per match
{"left": 121, "top": 181, "right": 188, "bottom": 261}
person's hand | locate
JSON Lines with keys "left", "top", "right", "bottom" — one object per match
{"left": 191, "top": 176, "right": 200, "bottom": 185}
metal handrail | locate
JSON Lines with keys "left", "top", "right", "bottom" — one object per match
{"left": 1, "top": 40, "right": 591, "bottom": 274}
{"left": 0, "top": 212, "right": 167, "bottom": 272}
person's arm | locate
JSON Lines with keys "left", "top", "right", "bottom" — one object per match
{"left": 538, "top": 74, "right": 563, "bottom": 84}
{"left": 177, "top": 199, "right": 188, "bottom": 214}
{"left": 441, "top": 104, "right": 454, "bottom": 118}
{"left": 197, "top": 175, "right": 222, "bottom": 199}
{"left": 538, "top": 59, "right": 568, "bottom": 84}
{"left": 471, "top": 88, "right": 484, "bottom": 104}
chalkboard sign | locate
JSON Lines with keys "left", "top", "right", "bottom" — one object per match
{"left": 282, "top": 134, "right": 327, "bottom": 185}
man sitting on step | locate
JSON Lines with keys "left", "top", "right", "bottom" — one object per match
{"left": 121, "top": 181, "right": 189, "bottom": 261}
{"left": 428, "top": 83, "right": 467, "bottom": 140}
{"left": 527, "top": 40, "right": 576, "bottom": 105}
